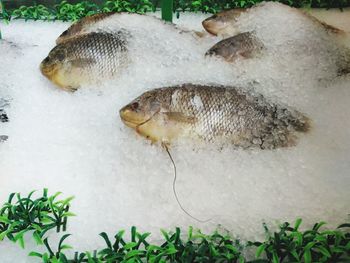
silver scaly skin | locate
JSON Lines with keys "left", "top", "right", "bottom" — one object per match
{"left": 40, "top": 31, "right": 129, "bottom": 91}
{"left": 120, "top": 84, "right": 310, "bottom": 149}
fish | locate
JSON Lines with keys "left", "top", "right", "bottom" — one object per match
{"left": 202, "top": 2, "right": 344, "bottom": 37}
{"left": 120, "top": 84, "right": 310, "bottom": 149}
{"left": 205, "top": 32, "right": 264, "bottom": 61}
{"left": 40, "top": 31, "right": 129, "bottom": 91}
{"left": 56, "top": 12, "right": 117, "bottom": 44}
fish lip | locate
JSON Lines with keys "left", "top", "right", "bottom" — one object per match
{"left": 120, "top": 108, "right": 160, "bottom": 129}
{"left": 119, "top": 108, "right": 144, "bottom": 128}
{"left": 120, "top": 115, "right": 140, "bottom": 129}
{"left": 40, "top": 60, "right": 56, "bottom": 77}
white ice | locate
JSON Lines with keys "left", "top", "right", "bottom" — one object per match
{"left": 0, "top": 9, "right": 349, "bottom": 262}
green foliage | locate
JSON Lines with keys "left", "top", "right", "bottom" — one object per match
{"left": 11, "top": 4, "right": 52, "bottom": 21}
{"left": 247, "top": 219, "right": 350, "bottom": 263}
{"left": 54, "top": 1, "right": 100, "bottom": 21}
{"left": 1, "top": 190, "right": 350, "bottom": 262}
{"left": 1, "top": 0, "right": 349, "bottom": 22}
{"left": 102, "top": 0, "right": 155, "bottom": 13}
{"left": 28, "top": 226, "right": 244, "bottom": 262}
{"left": 0, "top": 189, "right": 74, "bottom": 248}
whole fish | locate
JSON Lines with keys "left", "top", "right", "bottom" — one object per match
{"left": 206, "top": 32, "right": 264, "bottom": 61}
{"left": 56, "top": 12, "right": 116, "bottom": 44}
{"left": 202, "top": 2, "right": 344, "bottom": 37}
{"left": 40, "top": 31, "right": 129, "bottom": 91}
{"left": 120, "top": 84, "right": 310, "bottom": 149}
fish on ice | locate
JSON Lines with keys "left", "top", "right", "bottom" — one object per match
{"left": 120, "top": 84, "right": 310, "bottom": 149}
{"left": 205, "top": 32, "right": 264, "bottom": 61}
{"left": 40, "top": 31, "right": 129, "bottom": 91}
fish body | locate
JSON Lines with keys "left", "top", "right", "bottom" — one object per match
{"left": 56, "top": 12, "right": 117, "bottom": 44}
{"left": 120, "top": 84, "right": 310, "bottom": 149}
{"left": 40, "top": 31, "right": 129, "bottom": 91}
{"left": 206, "top": 32, "right": 264, "bottom": 61}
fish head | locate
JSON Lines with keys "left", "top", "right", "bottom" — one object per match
{"left": 206, "top": 33, "right": 260, "bottom": 61}
{"left": 120, "top": 90, "right": 165, "bottom": 129}
{"left": 120, "top": 89, "right": 185, "bottom": 143}
{"left": 202, "top": 9, "right": 245, "bottom": 36}
{"left": 206, "top": 37, "right": 241, "bottom": 61}
{"left": 40, "top": 45, "right": 83, "bottom": 91}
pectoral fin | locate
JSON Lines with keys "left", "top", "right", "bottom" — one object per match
{"left": 164, "top": 112, "right": 197, "bottom": 124}
{"left": 70, "top": 58, "right": 96, "bottom": 68}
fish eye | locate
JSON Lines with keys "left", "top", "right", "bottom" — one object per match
{"left": 56, "top": 52, "right": 65, "bottom": 62}
{"left": 130, "top": 102, "right": 139, "bottom": 111}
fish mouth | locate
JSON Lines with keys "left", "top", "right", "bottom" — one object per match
{"left": 119, "top": 108, "right": 160, "bottom": 130}
{"left": 119, "top": 109, "right": 146, "bottom": 129}
{"left": 120, "top": 116, "right": 140, "bottom": 129}
{"left": 40, "top": 58, "right": 58, "bottom": 78}
{"left": 40, "top": 62, "right": 73, "bottom": 90}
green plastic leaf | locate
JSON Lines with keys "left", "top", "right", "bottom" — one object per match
{"left": 272, "top": 252, "right": 279, "bottom": 263}
{"left": 33, "top": 231, "right": 43, "bottom": 245}
{"left": 256, "top": 244, "right": 266, "bottom": 258}
{"left": 294, "top": 218, "right": 302, "bottom": 230}
{"left": 315, "top": 246, "right": 331, "bottom": 258}
{"left": 28, "top": 251, "right": 43, "bottom": 258}
{"left": 304, "top": 249, "right": 312, "bottom": 263}
{"left": 124, "top": 242, "right": 138, "bottom": 250}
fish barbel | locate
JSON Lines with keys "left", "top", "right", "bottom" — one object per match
{"left": 120, "top": 84, "right": 310, "bottom": 149}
